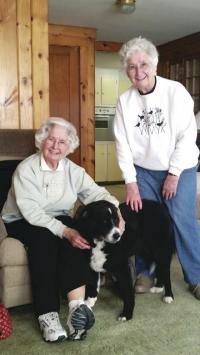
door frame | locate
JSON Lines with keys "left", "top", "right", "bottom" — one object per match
{"left": 49, "top": 24, "right": 96, "bottom": 177}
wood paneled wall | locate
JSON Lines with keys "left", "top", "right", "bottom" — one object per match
{"left": 157, "top": 32, "right": 200, "bottom": 77}
{"left": 0, "top": 0, "right": 49, "bottom": 129}
{"left": 158, "top": 32, "right": 200, "bottom": 62}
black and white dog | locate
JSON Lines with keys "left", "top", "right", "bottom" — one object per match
{"left": 75, "top": 199, "right": 175, "bottom": 321}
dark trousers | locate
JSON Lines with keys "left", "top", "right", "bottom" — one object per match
{"left": 5, "top": 216, "right": 93, "bottom": 317}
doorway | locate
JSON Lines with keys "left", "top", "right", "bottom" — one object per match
{"left": 48, "top": 24, "right": 96, "bottom": 177}
{"left": 49, "top": 45, "right": 80, "bottom": 164}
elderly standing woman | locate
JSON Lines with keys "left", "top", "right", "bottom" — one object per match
{"left": 114, "top": 36, "right": 200, "bottom": 300}
{"left": 1, "top": 117, "right": 125, "bottom": 342}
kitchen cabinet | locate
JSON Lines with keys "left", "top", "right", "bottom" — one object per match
{"left": 95, "top": 71, "right": 118, "bottom": 106}
{"left": 95, "top": 69, "right": 131, "bottom": 106}
{"left": 107, "top": 143, "right": 123, "bottom": 181}
{"left": 95, "top": 142, "right": 123, "bottom": 182}
{"left": 95, "top": 73, "right": 102, "bottom": 106}
{"left": 95, "top": 143, "right": 107, "bottom": 182}
{"left": 95, "top": 142, "right": 122, "bottom": 182}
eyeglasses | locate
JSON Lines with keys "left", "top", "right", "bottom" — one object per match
{"left": 127, "top": 62, "right": 151, "bottom": 72}
{"left": 46, "top": 136, "right": 68, "bottom": 147}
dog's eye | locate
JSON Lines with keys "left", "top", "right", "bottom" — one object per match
{"left": 102, "top": 218, "right": 111, "bottom": 227}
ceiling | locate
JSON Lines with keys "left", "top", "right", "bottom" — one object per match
{"left": 48, "top": 0, "right": 200, "bottom": 46}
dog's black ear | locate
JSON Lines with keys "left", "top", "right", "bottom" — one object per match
{"left": 81, "top": 210, "right": 88, "bottom": 218}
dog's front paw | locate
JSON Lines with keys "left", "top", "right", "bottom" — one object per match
{"left": 163, "top": 296, "right": 174, "bottom": 304}
{"left": 118, "top": 316, "right": 127, "bottom": 322}
{"left": 118, "top": 315, "right": 127, "bottom": 322}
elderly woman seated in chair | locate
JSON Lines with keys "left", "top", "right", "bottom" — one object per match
{"left": 1, "top": 117, "right": 125, "bottom": 343}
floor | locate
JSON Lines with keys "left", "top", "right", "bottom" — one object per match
{"left": 104, "top": 183, "right": 126, "bottom": 203}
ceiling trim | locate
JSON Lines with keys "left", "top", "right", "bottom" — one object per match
{"left": 95, "top": 41, "right": 122, "bottom": 52}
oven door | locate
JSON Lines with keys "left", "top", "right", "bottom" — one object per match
{"left": 95, "top": 115, "right": 114, "bottom": 141}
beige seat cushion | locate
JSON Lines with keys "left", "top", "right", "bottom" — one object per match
{"left": 0, "top": 238, "right": 28, "bottom": 267}
{"left": 0, "top": 265, "right": 30, "bottom": 287}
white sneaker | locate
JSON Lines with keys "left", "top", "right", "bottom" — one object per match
{"left": 38, "top": 312, "right": 67, "bottom": 342}
{"left": 67, "top": 304, "right": 95, "bottom": 341}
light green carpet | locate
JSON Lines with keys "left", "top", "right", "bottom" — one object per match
{"left": 0, "top": 256, "right": 200, "bottom": 355}
{"left": 105, "top": 183, "right": 126, "bottom": 203}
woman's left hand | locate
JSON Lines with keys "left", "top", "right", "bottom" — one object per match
{"left": 162, "top": 174, "right": 179, "bottom": 200}
{"left": 63, "top": 227, "right": 91, "bottom": 249}
{"left": 117, "top": 208, "right": 125, "bottom": 235}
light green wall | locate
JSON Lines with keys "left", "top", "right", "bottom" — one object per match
{"left": 95, "top": 51, "right": 127, "bottom": 80}
{"left": 96, "top": 51, "right": 122, "bottom": 69}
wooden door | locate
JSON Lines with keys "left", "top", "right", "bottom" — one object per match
{"left": 49, "top": 45, "right": 80, "bottom": 164}
{"left": 49, "top": 24, "right": 96, "bottom": 177}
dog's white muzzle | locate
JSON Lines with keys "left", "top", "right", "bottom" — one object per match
{"left": 105, "top": 227, "right": 121, "bottom": 244}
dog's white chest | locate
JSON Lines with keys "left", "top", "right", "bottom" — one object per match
{"left": 90, "top": 240, "right": 107, "bottom": 273}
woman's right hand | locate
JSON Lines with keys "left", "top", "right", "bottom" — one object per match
{"left": 63, "top": 227, "right": 91, "bottom": 250}
{"left": 126, "top": 182, "right": 142, "bottom": 212}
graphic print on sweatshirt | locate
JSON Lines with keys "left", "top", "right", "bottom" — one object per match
{"left": 135, "top": 107, "right": 166, "bottom": 135}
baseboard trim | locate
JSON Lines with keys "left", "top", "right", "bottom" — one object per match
{"left": 97, "top": 181, "right": 125, "bottom": 186}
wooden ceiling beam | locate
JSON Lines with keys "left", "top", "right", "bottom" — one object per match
{"left": 95, "top": 41, "right": 122, "bottom": 52}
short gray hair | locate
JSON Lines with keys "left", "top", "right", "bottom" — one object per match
{"left": 119, "top": 36, "right": 159, "bottom": 69}
{"left": 35, "top": 117, "right": 79, "bottom": 154}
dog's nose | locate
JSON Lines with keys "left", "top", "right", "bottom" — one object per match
{"left": 113, "top": 232, "right": 120, "bottom": 241}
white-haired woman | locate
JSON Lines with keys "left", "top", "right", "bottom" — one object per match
{"left": 114, "top": 36, "right": 200, "bottom": 300}
{"left": 1, "top": 117, "right": 124, "bottom": 342}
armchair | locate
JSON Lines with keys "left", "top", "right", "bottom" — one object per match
{"left": 0, "top": 129, "right": 35, "bottom": 308}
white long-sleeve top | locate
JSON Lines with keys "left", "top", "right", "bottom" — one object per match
{"left": 1, "top": 153, "right": 119, "bottom": 238}
{"left": 114, "top": 76, "right": 199, "bottom": 183}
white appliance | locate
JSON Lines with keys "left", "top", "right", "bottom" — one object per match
{"left": 95, "top": 106, "right": 116, "bottom": 141}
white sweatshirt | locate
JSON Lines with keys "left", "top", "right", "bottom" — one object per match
{"left": 1, "top": 153, "right": 119, "bottom": 238}
{"left": 114, "top": 76, "right": 199, "bottom": 183}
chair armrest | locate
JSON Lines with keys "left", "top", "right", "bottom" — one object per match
{"left": 0, "top": 217, "right": 7, "bottom": 241}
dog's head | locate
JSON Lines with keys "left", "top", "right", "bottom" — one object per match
{"left": 75, "top": 200, "right": 121, "bottom": 246}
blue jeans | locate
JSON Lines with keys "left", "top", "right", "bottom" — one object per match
{"left": 135, "top": 165, "right": 200, "bottom": 285}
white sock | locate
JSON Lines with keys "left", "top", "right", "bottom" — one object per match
{"left": 68, "top": 299, "right": 84, "bottom": 311}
